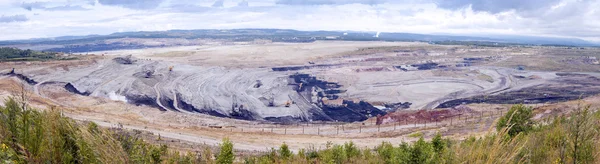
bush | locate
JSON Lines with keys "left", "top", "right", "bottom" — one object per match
{"left": 497, "top": 104, "right": 533, "bottom": 137}
{"left": 0, "top": 98, "right": 199, "bottom": 163}
{"left": 216, "top": 138, "right": 234, "bottom": 164}
{"left": 278, "top": 143, "right": 292, "bottom": 159}
{"left": 344, "top": 142, "right": 360, "bottom": 159}
{"left": 410, "top": 137, "right": 434, "bottom": 164}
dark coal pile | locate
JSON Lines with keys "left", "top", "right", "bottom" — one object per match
{"left": 113, "top": 55, "right": 136, "bottom": 65}
{"left": 264, "top": 116, "right": 303, "bottom": 124}
{"left": 321, "top": 100, "right": 387, "bottom": 122}
{"left": 6, "top": 72, "right": 38, "bottom": 85}
{"left": 384, "top": 102, "right": 412, "bottom": 110}
{"left": 411, "top": 63, "right": 439, "bottom": 70}
{"left": 64, "top": 83, "right": 91, "bottom": 96}
{"left": 437, "top": 73, "right": 600, "bottom": 108}
{"left": 122, "top": 94, "right": 162, "bottom": 110}
{"left": 271, "top": 64, "right": 338, "bottom": 71}
{"left": 289, "top": 73, "right": 386, "bottom": 122}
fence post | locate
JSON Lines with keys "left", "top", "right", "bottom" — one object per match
{"left": 285, "top": 128, "right": 287, "bottom": 135}
{"left": 302, "top": 126, "right": 305, "bottom": 134}
{"left": 394, "top": 122, "right": 396, "bottom": 131}
{"left": 414, "top": 120, "right": 416, "bottom": 127}
{"left": 359, "top": 126, "right": 362, "bottom": 133}
{"left": 337, "top": 126, "right": 339, "bottom": 135}
{"left": 318, "top": 127, "right": 320, "bottom": 135}
{"left": 450, "top": 117, "right": 453, "bottom": 126}
{"left": 271, "top": 127, "right": 273, "bottom": 133}
{"left": 378, "top": 125, "right": 380, "bottom": 132}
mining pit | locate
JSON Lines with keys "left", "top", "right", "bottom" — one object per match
{"left": 3, "top": 41, "right": 600, "bottom": 124}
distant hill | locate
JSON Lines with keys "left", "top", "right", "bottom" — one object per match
{"left": 0, "top": 29, "right": 597, "bottom": 53}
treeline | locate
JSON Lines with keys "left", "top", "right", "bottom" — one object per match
{"left": 1, "top": 96, "right": 600, "bottom": 163}
{"left": 0, "top": 47, "right": 66, "bottom": 61}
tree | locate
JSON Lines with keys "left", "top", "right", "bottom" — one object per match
{"left": 431, "top": 133, "right": 445, "bottom": 154}
{"left": 496, "top": 104, "right": 533, "bottom": 137}
{"left": 410, "top": 137, "right": 434, "bottom": 164}
{"left": 567, "top": 105, "right": 595, "bottom": 163}
{"left": 343, "top": 142, "right": 360, "bottom": 159}
{"left": 278, "top": 143, "right": 292, "bottom": 159}
{"left": 216, "top": 138, "right": 234, "bottom": 164}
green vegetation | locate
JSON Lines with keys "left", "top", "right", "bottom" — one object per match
{"left": 0, "top": 47, "right": 71, "bottom": 61}
{"left": 496, "top": 104, "right": 533, "bottom": 137}
{"left": 243, "top": 104, "right": 600, "bottom": 164}
{"left": 0, "top": 98, "right": 201, "bottom": 163}
{"left": 408, "top": 131, "right": 424, "bottom": 138}
{"left": 1, "top": 95, "right": 600, "bottom": 163}
{"left": 216, "top": 138, "right": 234, "bottom": 164}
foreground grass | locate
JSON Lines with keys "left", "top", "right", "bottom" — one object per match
{"left": 0, "top": 98, "right": 205, "bottom": 163}
{"left": 245, "top": 104, "right": 600, "bottom": 164}
{"left": 1, "top": 97, "right": 599, "bottom": 163}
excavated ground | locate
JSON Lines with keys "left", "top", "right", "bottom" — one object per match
{"left": 1, "top": 42, "right": 600, "bottom": 153}
{"left": 2, "top": 41, "right": 599, "bottom": 124}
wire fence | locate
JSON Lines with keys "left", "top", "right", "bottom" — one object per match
{"left": 219, "top": 109, "right": 508, "bottom": 136}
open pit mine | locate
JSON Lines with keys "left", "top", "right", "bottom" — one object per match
{"left": 2, "top": 41, "right": 600, "bottom": 125}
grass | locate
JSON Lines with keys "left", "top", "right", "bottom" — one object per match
{"left": 1, "top": 93, "right": 600, "bottom": 163}
{"left": 408, "top": 131, "right": 424, "bottom": 138}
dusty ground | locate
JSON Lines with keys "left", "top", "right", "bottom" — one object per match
{"left": 1, "top": 75, "right": 598, "bottom": 154}
{"left": 2, "top": 41, "right": 600, "bottom": 153}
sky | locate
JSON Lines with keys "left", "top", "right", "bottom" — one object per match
{"left": 0, "top": 0, "right": 599, "bottom": 42}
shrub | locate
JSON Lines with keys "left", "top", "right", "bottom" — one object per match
{"left": 410, "top": 137, "right": 434, "bottom": 164}
{"left": 216, "top": 138, "right": 234, "bottom": 164}
{"left": 278, "top": 143, "right": 292, "bottom": 159}
{"left": 376, "top": 142, "right": 394, "bottom": 164}
{"left": 497, "top": 104, "right": 533, "bottom": 137}
{"left": 343, "top": 142, "right": 360, "bottom": 159}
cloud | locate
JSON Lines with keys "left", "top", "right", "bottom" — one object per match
{"left": 0, "top": 0, "right": 599, "bottom": 43}
{"left": 20, "top": 1, "right": 46, "bottom": 11}
{"left": 167, "top": 4, "right": 212, "bottom": 13}
{"left": 435, "top": 0, "right": 563, "bottom": 13}
{"left": 98, "top": 0, "right": 165, "bottom": 9}
{"left": 19, "top": 1, "right": 91, "bottom": 11}
{"left": 212, "top": 0, "right": 225, "bottom": 7}
{"left": 238, "top": 0, "right": 249, "bottom": 7}
{"left": 44, "top": 5, "right": 89, "bottom": 11}
{"left": 275, "top": 0, "right": 388, "bottom": 5}
{"left": 0, "top": 15, "right": 28, "bottom": 23}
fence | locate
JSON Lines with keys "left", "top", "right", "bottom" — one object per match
{"left": 219, "top": 109, "right": 508, "bottom": 136}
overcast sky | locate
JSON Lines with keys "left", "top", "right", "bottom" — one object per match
{"left": 0, "top": 0, "right": 598, "bottom": 42}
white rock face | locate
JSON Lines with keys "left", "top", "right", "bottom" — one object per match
{"left": 61, "top": 57, "right": 314, "bottom": 121}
